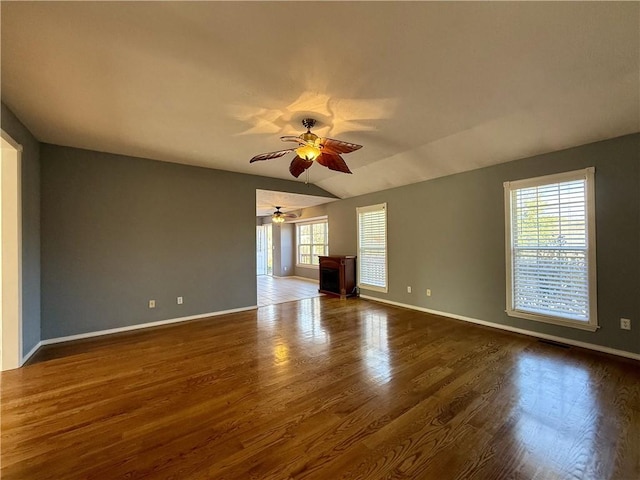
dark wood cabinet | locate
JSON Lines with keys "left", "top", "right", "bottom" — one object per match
{"left": 318, "top": 256, "right": 357, "bottom": 298}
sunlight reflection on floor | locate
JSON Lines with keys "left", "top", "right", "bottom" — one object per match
{"left": 514, "top": 351, "right": 596, "bottom": 477}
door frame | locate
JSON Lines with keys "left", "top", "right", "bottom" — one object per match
{"left": 1, "top": 129, "right": 23, "bottom": 371}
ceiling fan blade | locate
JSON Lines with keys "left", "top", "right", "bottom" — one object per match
{"left": 280, "top": 135, "right": 306, "bottom": 145}
{"left": 316, "top": 153, "right": 352, "bottom": 174}
{"left": 289, "top": 155, "right": 314, "bottom": 178}
{"left": 318, "top": 137, "right": 363, "bottom": 155}
{"left": 272, "top": 206, "right": 298, "bottom": 218}
{"left": 249, "top": 148, "right": 295, "bottom": 163}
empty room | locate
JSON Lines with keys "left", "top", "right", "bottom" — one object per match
{"left": 1, "top": 2, "right": 638, "bottom": 479}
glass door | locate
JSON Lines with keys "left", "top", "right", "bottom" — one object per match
{"left": 256, "top": 224, "right": 273, "bottom": 276}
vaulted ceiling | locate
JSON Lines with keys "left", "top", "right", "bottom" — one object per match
{"left": 2, "top": 2, "right": 638, "bottom": 199}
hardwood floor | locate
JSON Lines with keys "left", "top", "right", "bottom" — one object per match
{"left": 1, "top": 297, "right": 638, "bottom": 479}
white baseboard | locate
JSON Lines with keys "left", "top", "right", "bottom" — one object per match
{"left": 23, "top": 298, "right": 638, "bottom": 364}
{"left": 40, "top": 306, "right": 258, "bottom": 347}
{"left": 21, "top": 341, "right": 43, "bottom": 365}
{"left": 291, "top": 275, "right": 319, "bottom": 284}
{"left": 263, "top": 275, "right": 317, "bottom": 283}
{"left": 360, "top": 295, "right": 640, "bottom": 361}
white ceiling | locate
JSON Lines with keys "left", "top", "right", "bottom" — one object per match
{"left": 255, "top": 189, "right": 336, "bottom": 217}
{"left": 1, "top": 2, "right": 638, "bottom": 199}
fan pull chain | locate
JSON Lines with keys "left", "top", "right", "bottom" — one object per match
{"left": 305, "top": 169, "right": 309, "bottom": 185}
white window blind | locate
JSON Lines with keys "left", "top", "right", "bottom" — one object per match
{"left": 504, "top": 168, "right": 597, "bottom": 331}
{"left": 357, "top": 203, "right": 388, "bottom": 292}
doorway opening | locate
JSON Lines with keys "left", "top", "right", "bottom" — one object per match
{"left": 1, "top": 130, "right": 23, "bottom": 371}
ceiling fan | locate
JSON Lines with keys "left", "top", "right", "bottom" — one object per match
{"left": 271, "top": 206, "right": 297, "bottom": 224}
{"left": 250, "top": 118, "right": 363, "bottom": 179}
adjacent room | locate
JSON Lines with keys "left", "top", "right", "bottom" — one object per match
{"left": 1, "top": 2, "right": 638, "bottom": 479}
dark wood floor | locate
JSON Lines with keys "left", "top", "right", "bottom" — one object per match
{"left": 1, "top": 297, "right": 638, "bottom": 479}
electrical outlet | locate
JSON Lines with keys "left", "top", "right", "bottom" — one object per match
{"left": 177, "top": 296, "right": 183, "bottom": 305}
{"left": 620, "top": 318, "right": 631, "bottom": 330}
{"left": 426, "top": 289, "right": 431, "bottom": 297}
{"left": 149, "top": 300, "right": 155, "bottom": 308}
{"left": 407, "top": 286, "right": 412, "bottom": 293}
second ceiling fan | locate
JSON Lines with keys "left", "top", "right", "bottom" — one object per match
{"left": 271, "top": 206, "right": 297, "bottom": 224}
{"left": 250, "top": 118, "right": 363, "bottom": 179}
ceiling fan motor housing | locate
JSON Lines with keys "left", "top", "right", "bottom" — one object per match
{"left": 302, "top": 118, "right": 316, "bottom": 130}
{"left": 301, "top": 131, "right": 319, "bottom": 143}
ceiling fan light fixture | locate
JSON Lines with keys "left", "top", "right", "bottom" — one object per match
{"left": 295, "top": 144, "right": 321, "bottom": 161}
{"left": 272, "top": 206, "right": 287, "bottom": 224}
{"left": 249, "top": 118, "right": 362, "bottom": 178}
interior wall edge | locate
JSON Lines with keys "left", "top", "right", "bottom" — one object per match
{"left": 0, "top": 101, "right": 41, "bottom": 357}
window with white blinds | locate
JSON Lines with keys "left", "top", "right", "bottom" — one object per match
{"left": 357, "top": 203, "right": 388, "bottom": 293}
{"left": 504, "top": 168, "right": 597, "bottom": 331}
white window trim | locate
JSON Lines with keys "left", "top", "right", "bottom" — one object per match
{"left": 357, "top": 203, "right": 388, "bottom": 293}
{"left": 504, "top": 167, "right": 598, "bottom": 332}
{"left": 290, "top": 215, "right": 327, "bottom": 224}
{"left": 295, "top": 217, "right": 328, "bottom": 269}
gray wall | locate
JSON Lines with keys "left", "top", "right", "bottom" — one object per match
{"left": 40, "top": 144, "right": 334, "bottom": 339}
{"left": 294, "top": 264, "right": 319, "bottom": 281}
{"left": 281, "top": 224, "right": 294, "bottom": 276}
{"left": 305, "top": 134, "right": 639, "bottom": 355}
{"left": 1, "top": 102, "right": 41, "bottom": 356}
{"left": 272, "top": 223, "right": 294, "bottom": 277}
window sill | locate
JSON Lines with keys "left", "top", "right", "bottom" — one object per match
{"left": 359, "top": 284, "right": 388, "bottom": 294}
{"left": 296, "top": 264, "right": 319, "bottom": 270}
{"left": 506, "top": 309, "right": 599, "bottom": 332}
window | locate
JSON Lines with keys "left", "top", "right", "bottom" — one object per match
{"left": 357, "top": 203, "right": 388, "bottom": 293}
{"left": 296, "top": 219, "right": 328, "bottom": 267}
{"left": 504, "top": 168, "right": 597, "bottom": 331}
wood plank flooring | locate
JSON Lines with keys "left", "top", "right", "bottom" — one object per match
{"left": 1, "top": 297, "right": 638, "bottom": 479}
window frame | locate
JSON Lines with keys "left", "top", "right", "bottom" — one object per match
{"left": 295, "top": 218, "right": 329, "bottom": 268}
{"left": 357, "top": 203, "right": 388, "bottom": 293}
{"left": 504, "top": 167, "right": 598, "bottom": 331}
